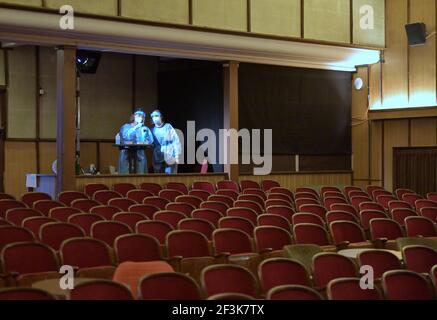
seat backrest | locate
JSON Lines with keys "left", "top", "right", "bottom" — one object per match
{"left": 254, "top": 226, "right": 292, "bottom": 251}
{"left": 128, "top": 204, "right": 160, "bottom": 219}
{"left": 359, "top": 202, "right": 385, "bottom": 212}
{"left": 359, "top": 210, "right": 387, "bottom": 231}
{"left": 215, "top": 189, "right": 239, "bottom": 201}
{"left": 68, "top": 213, "right": 105, "bottom": 236}
{"left": 91, "top": 221, "right": 132, "bottom": 247}
{"left": 295, "top": 187, "right": 319, "bottom": 196}
{"left": 267, "top": 284, "right": 323, "bottom": 300}
{"left": 114, "top": 233, "right": 162, "bottom": 263}
{"left": 201, "top": 264, "right": 258, "bottom": 298}
{"left": 60, "top": 237, "right": 113, "bottom": 268}
{"left": 257, "top": 214, "right": 291, "bottom": 231}
{"left": 71, "top": 199, "right": 100, "bottom": 212}
{"left": 267, "top": 193, "right": 293, "bottom": 204}
{"left": 226, "top": 207, "right": 258, "bottom": 225}
{"left": 107, "top": 198, "right": 137, "bottom": 212}
{"left": 113, "top": 212, "right": 148, "bottom": 230}
{"left": 139, "top": 182, "right": 162, "bottom": 196}
{"left": 89, "top": 205, "right": 121, "bottom": 220}
{"left": 175, "top": 195, "right": 203, "bottom": 208}
{"left": 21, "top": 216, "right": 57, "bottom": 239}
{"left": 40, "top": 222, "right": 86, "bottom": 250}
{"left": 265, "top": 205, "right": 294, "bottom": 223}
{"left": 70, "top": 279, "right": 134, "bottom": 300}
{"left": 188, "top": 190, "right": 211, "bottom": 202}
{"left": 357, "top": 249, "right": 403, "bottom": 279}
{"left": 292, "top": 223, "right": 331, "bottom": 246}
{"left": 93, "top": 190, "right": 123, "bottom": 205}
{"left": 0, "top": 288, "right": 55, "bottom": 300}
{"left": 330, "top": 204, "right": 357, "bottom": 217}
{"left": 21, "top": 192, "right": 51, "bottom": 207}
{"left": 158, "top": 189, "right": 184, "bottom": 202}
{"left": 135, "top": 220, "right": 174, "bottom": 245}
{"left": 0, "top": 226, "right": 35, "bottom": 251}
{"left": 261, "top": 179, "right": 280, "bottom": 192}
{"left": 243, "top": 189, "right": 267, "bottom": 201}
{"left": 218, "top": 216, "right": 254, "bottom": 236}
{"left": 402, "top": 193, "right": 423, "bottom": 208}
{"left": 191, "top": 181, "right": 215, "bottom": 194}
{"left": 388, "top": 200, "right": 412, "bottom": 212}
{"left": 419, "top": 207, "right": 437, "bottom": 221}
{"left": 239, "top": 180, "right": 260, "bottom": 191}
{"left": 49, "top": 207, "right": 82, "bottom": 222}
{"left": 216, "top": 180, "right": 239, "bottom": 192}
{"left": 143, "top": 196, "right": 169, "bottom": 210}
{"left": 139, "top": 272, "right": 201, "bottom": 300}
{"left": 324, "top": 197, "right": 348, "bottom": 209}
{"left": 153, "top": 210, "right": 187, "bottom": 229}
{"left": 326, "top": 210, "right": 357, "bottom": 224}
{"left": 327, "top": 278, "right": 382, "bottom": 300}
{"left": 178, "top": 218, "right": 215, "bottom": 240}
{"left": 292, "top": 213, "right": 325, "bottom": 227}
{"left": 312, "top": 253, "right": 357, "bottom": 289}
{"left": 165, "top": 202, "right": 196, "bottom": 217}
{"left": 233, "top": 200, "right": 263, "bottom": 215}
{"left": 0, "top": 200, "right": 27, "bottom": 218}
{"left": 213, "top": 228, "right": 253, "bottom": 255}
{"left": 112, "top": 183, "right": 136, "bottom": 197}
{"left": 5, "top": 208, "right": 42, "bottom": 226}
{"left": 237, "top": 194, "right": 265, "bottom": 209}
{"left": 126, "top": 189, "right": 154, "bottom": 203}
{"left": 191, "top": 208, "right": 223, "bottom": 227}
{"left": 58, "top": 191, "right": 88, "bottom": 206}
{"left": 329, "top": 221, "right": 366, "bottom": 245}
{"left": 391, "top": 208, "right": 417, "bottom": 226}
{"left": 295, "top": 198, "right": 319, "bottom": 211}
{"left": 370, "top": 218, "right": 404, "bottom": 241}
{"left": 166, "top": 230, "right": 210, "bottom": 258}
{"left": 269, "top": 187, "right": 294, "bottom": 200}
{"left": 402, "top": 245, "right": 437, "bottom": 274}
{"left": 200, "top": 201, "right": 229, "bottom": 216}
{"left": 207, "top": 195, "right": 234, "bottom": 208}
{"left": 33, "top": 200, "right": 65, "bottom": 216}
{"left": 405, "top": 216, "right": 437, "bottom": 237}
{"left": 415, "top": 199, "right": 437, "bottom": 212}
{"left": 165, "top": 182, "right": 189, "bottom": 194}
{"left": 298, "top": 204, "right": 327, "bottom": 220}
{"left": 84, "top": 183, "right": 109, "bottom": 198}
{"left": 382, "top": 270, "right": 434, "bottom": 300}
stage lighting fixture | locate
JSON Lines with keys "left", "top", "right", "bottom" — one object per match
{"left": 76, "top": 50, "right": 101, "bottom": 74}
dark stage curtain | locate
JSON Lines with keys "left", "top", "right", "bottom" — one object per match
{"left": 238, "top": 63, "right": 352, "bottom": 155}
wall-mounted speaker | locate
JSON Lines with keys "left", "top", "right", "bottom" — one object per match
{"left": 76, "top": 50, "right": 101, "bottom": 74}
{"left": 405, "top": 23, "right": 427, "bottom": 46}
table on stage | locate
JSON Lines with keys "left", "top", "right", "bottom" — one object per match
{"left": 32, "top": 278, "right": 100, "bottom": 299}
{"left": 114, "top": 143, "right": 152, "bottom": 174}
{"left": 338, "top": 248, "right": 403, "bottom": 260}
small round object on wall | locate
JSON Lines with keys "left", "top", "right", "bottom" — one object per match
{"left": 354, "top": 77, "right": 364, "bottom": 90}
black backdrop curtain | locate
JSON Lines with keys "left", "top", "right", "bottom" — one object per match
{"left": 238, "top": 63, "right": 352, "bottom": 155}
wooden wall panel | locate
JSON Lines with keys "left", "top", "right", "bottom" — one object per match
{"left": 369, "top": 62, "right": 382, "bottom": 109}
{"left": 408, "top": 0, "right": 436, "bottom": 107}
{"left": 7, "top": 46, "right": 37, "bottom": 138}
{"left": 192, "top": 0, "right": 247, "bottom": 32}
{"left": 39, "top": 47, "right": 56, "bottom": 139}
{"left": 4, "top": 141, "right": 37, "bottom": 198}
{"left": 45, "top": 0, "right": 117, "bottom": 15}
{"left": 352, "top": 0, "right": 385, "bottom": 47}
{"left": 370, "top": 120, "right": 382, "bottom": 183}
{"left": 0, "top": 0, "right": 41, "bottom": 6}
{"left": 383, "top": 120, "right": 409, "bottom": 191}
{"left": 79, "top": 142, "right": 98, "bottom": 172}
{"left": 121, "top": 0, "right": 189, "bottom": 24}
{"left": 134, "top": 55, "right": 158, "bottom": 114}
{"left": 250, "top": 0, "right": 300, "bottom": 37}
{"left": 39, "top": 142, "right": 56, "bottom": 174}
{"left": 99, "top": 142, "right": 119, "bottom": 174}
{"left": 382, "top": 0, "right": 408, "bottom": 108}
{"left": 80, "top": 53, "right": 132, "bottom": 139}
{"left": 410, "top": 118, "right": 437, "bottom": 146}
{"left": 0, "top": 49, "right": 5, "bottom": 86}
{"left": 304, "top": 0, "right": 350, "bottom": 43}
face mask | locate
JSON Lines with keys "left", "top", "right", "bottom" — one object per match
{"left": 153, "top": 117, "right": 162, "bottom": 126}
{"left": 135, "top": 116, "right": 143, "bottom": 124}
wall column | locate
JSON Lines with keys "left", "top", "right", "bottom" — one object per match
{"left": 56, "top": 46, "right": 76, "bottom": 192}
{"left": 223, "top": 61, "right": 239, "bottom": 181}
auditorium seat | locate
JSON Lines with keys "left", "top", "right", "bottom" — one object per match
{"left": 427, "top": 192, "right": 437, "bottom": 203}
{"left": 21, "top": 192, "right": 51, "bottom": 207}
{"left": 322, "top": 191, "right": 345, "bottom": 200}
{"left": 60, "top": 238, "right": 115, "bottom": 279}
{"left": 201, "top": 264, "right": 258, "bottom": 298}
{"left": 126, "top": 189, "right": 154, "bottom": 203}
{"left": 388, "top": 200, "right": 412, "bottom": 212}
{"left": 265, "top": 199, "right": 294, "bottom": 209}
{"left": 114, "top": 233, "right": 162, "bottom": 263}
{"left": 91, "top": 221, "right": 132, "bottom": 247}
{"left": 233, "top": 200, "right": 263, "bottom": 215}
{"left": 0, "top": 218, "right": 11, "bottom": 227}
{"left": 292, "top": 224, "right": 331, "bottom": 247}
{"left": 395, "top": 188, "right": 415, "bottom": 200}
{"left": 348, "top": 190, "right": 370, "bottom": 200}
{"left": 295, "top": 187, "right": 318, "bottom": 196}
{"left": 70, "top": 279, "right": 134, "bottom": 300}
{"left": 343, "top": 186, "right": 363, "bottom": 196}
{"left": 128, "top": 204, "right": 160, "bottom": 219}
{"left": 370, "top": 218, "right": 404, "bottom": 241}
{"left": 382, "top": 270, "right": 434, "bottom": 300}
{"left": 292, "top": 213, "right": 325, "bottom": 227}
{"left": 371, "top": 189, "right": 393, "bottom": 201}
{"left": 226, "top": 207, "right": 258, "bottom": 226}
{"left": 33, "top": 200, "right": 64, "bottom": 216}
{"left": 213, "top": 228, "right": 255, "bottom": 256}
{"left": 49, "top": 207, "right": 82, "bottom": 222}
{"left": 107, "top": 198, "right": 136, "bottom": 212}
{"left": 299, "top": 204, "right": 327, "bottom": 220}
{"left": 431, "top": 265, "right": 437, "bottom": 295}
{"left": 112, "top": 183, "right": 136, "bottom": 197}
{"left": 136, "top": 220, "right": 174, "bottom": 245}
{"left": 261, "top": 179, "right": 280, "bottom": 192}
{"left": 330, "top": 204, "right": 358, "bottom": 217}
{"left": 239, "top": 180, "right": 260, "bottom": 191}
{"left": 258, "top": 258, "right": 311, "bottom": 293}
{"left": 295, "top": 198, "right": 319, "bottom": 211}
{"left": 191, "top": 182, "right": 215, "bottom": 194}
{"left": 237, "top": 194, "right": 265, "bottom": 209}
{"left": 159, "top": 189, "right": 184, "bottom": 202}
{"left": 139, "top": 182, "right": 162, "bottom": 196}
{"left": 165, "top": 202, "right": 196, "bottom": 217}
{"left": 257, "top": 214, "right": 291, "bottom": 231}
{"left": 270, "top": 187, "right": 294, "bottom": 200}
{"left": 254, "top": 226, "right": 292, "bottom": 252}
{"left": 359, "top": 202, "right": 385, "bottom": 213}
{"left": 218, "top": 216, "right": 255, "bottom": 236}
{"left": 390, "top": 208, "right": 417, "bottom": 226}
{"left": 265, "top": 205, "right": 294, "bottom": 223}
{"left": 312, "top": 253, "right": 357, "bottom": 290}
{"left": 329, "top": 221, "right": 368, "bottom": 247}
{"left": 84, "top": 183, "right": 109, "bottom": 198}
{"left": 191, "top": 208, "right": 223, "bottom": 227}
{"left": 321, "top": 186, "right": 342, "bottom": 195}
{"left": 243, "top": 189, "right": 267, "bottom": 201}
{"left": 200, "top": 201, "right": 229, "bottom": 216}
{"left": 359, "top": 210, "right": 387, "bottom": 232}
{"left": 68, "top": 213, "right": 105, "bottom": 236}
{"left": 295, "top": 192, "right": 319, "bottom": 201}
{"left": 402, "top": 245, "right": 437, "bottom": 274}
{"left": 215, "top": 189, "right": 239, "bottom": 201}
{"left": 39, "top": 222, "right": 86, "bottom": 250}
{"left": 402, "top": 193, "right": 423, "bottom": 209}
{"left": 357, "top": 249, "right": 402, "bottom": 279}
{"left": 93, "top": 190, "right": 123, "bottom": 205}
{"left": 22, "top": 217, "right": 57, "bottom": 239}
{"left": 405, "top": 216, "right": 437, "bottom": 237}
{"left": 58, "top": 191, "right": 88, "bottom": 206}
{"left": 188, "top": 189, "right": 211, "bottom": 201}
{"left": 207, "top": 293, "right": 255, "bottom": 300}
{"left": 327, "top": 278, "right": 382, "bottom": 300}
{"left": 0, "top": 193, "right": 15, "bottom": 201}
{"left": 0, "top": 226, "right": 35, "bottom": 251}
{"left": 139, "top": 272, "right": 201, "bottom": 300}
{"left": 178, "top": 218, "right": 215, "bottom": 240}
{"left": 0, "top": 200, "right": 27, "bottom": 219}
{"left": 90, "top": 205, "right": 122, "bottom": 220}
{"left": 415, "top": 199, "right": 437, "bottom": 212}
{"left": 324, "top": 197, "right": 348, "bottom": 209}
{"left": 350, "top": 196, "right": 372, "bottom": 211}
{"left": 165, "top": 182, "right": 188, "bottom": 194}
{"left": 153, "top": 211, "right": 187, "bottom": 229}
{"left": 216, "top": 180, "right": 239, "bottom": 193}
{"left": 267, "top": 193, "right": 293, "bottom": 205}
{"left": 175, "top": 195, "right": 203, "bottom": 208}
{"left": 282, "top": 244, "right": 323, "bottom": 274}
{"left": 143, "top": 196, "right": 169, "bottom": 210}
{"left": 267, "top": 285, "right": 323, "bottom": 300}
{"left": 325, "top": 211, "right": 358, "bottom": 224}
{"left": 420, "top": 207, "right": 437, "bottom": 221}
{"left": 71, "top": 199, "right": 100, "bottom": 212}
{"left": 1, "top": 242, "right": 59, "bottom": 286}
{"left": 113, "top": 212, "right": 148, "bottom": 230}
{"left": 5, "top": 208, "right": 42, "bottom": 226}
{"left": 366, "top": 185, "right": 385, "bottom": 198}
{"left": 0, "top": 287, "right": 56, "bottom": 300}
{"left": 207, "top": 194, "right": 234, "bottom": 208}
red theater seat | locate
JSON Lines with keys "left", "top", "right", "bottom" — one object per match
{"left": 329, "top": 221, "right": 367, "bottom": 246}
{"left": 139, "top": 182, "right": 162, "bottom": 196}
{"left": 84, "top": 183, "right": 109, "bottom": 198}
{"left": 143, "top": 196, "right": 169, "bottom": 210}
{"left": 165, "top": 202, "right": 196, "bottom": 217}
{"left": 108, "top": 198, "right": 137, "bottom": 212}
{"left": 357, "top": 249, "right": 402, "bottom": 279}
{"left": 213, "top": 228, "right": 254, "bottom": 255}
{"left": 159, "top": 189, "right": 184, "bottom": 202}
{"left": 216, "top": 180, "right": 239, "bottom": 192}
{"left": 70, "top": 279, "right": 134, "bottom": 300}
{"left": 5, "top": 208, "right": 42, "bottom": 226}
{"left": 128, "top": 204, "right": 160, "bottom": 219}
{"left": 191, "top": 208, "right": 223, "bottom": 227}
{"left": 240, "top": 180, "right": 260, "bottom": 191}
{"left": 292, "top": 224, "right": 331, "bottom": 247}
{"left": 153, "top": 211, "right": 187, "bottom": 229}
{"left": 139, "top": 272, "right": 201, "bottom": 300}
{"left": 115, "top": 233, "right": 162, "bottom": 263}
{"left": 267, "top": 285, "right": 323, "bottom": 300}
{"left": 191, "top": 182, "right": 215, "bottom": 194}
{"left": 165, "top": 182, "right": 188, "bottom": 194}
{"left": 405, "top": 216, "right": 437, "bottom": 237}
{"left": 178, "top": 218, "right": 215, "bottom": 240}
{"left": 227, "top": 207, "right": 258, "bottom": 226}
{"left": 0, "top": 200, "right": 27, "bottom": 219}
{"left": 91, "top": 221, "right": 132, "bottom": 247}
{"left": 71, "top": 199, "right": 100, "bottom": 212}
{"left": 68, "top": 213, "right": 104, "bottom": 236}
{"left": 402, "top": 245, "right": 437, "bottom": 274}
{"left": 112, "top": 183, "right": 136, "bottom": 197}
{"left": 89, "top": 205, "right": 122, "bottom": 220}
{"left": 327, "top": 278, "right": 382, "bottom": 300}
{"left": 113, "top": 212, "right": 148, "bottom": 230}
{"left": 126, "top": 189, "right": 154, "bottom": 203}
{"left": 370, "top": 218, "right": 404, "bottom": 241}
{"left": 0, "top": 226, "right": 34, "bottom": 251}
{"left": 312, "top": 253, "right": 357, "bottom": 290}
{"left": 218, "top": 216, "right": 254, "bottom": 236}
{"left": 49, "top": 207, "right": 82, "bottom": 222}
{"left": 188, "top": 190, "right": 211, "bottom": 201}
{"left": 93, "top": 190, "right": 122, "bottom": 205}
{"left": 136, "top": 220, "right": 173, "bottom": 245}
{"left": 39, "top": 222, "right": 85, "bottom": 250}
{"left": 22, "top": 217, "right": 57, "bottom": 239}
{"left": 382, "top": 270, "right": 434, "bottom": 300}
{"left": 21, "top": 192, "right": 51, "bottom": 207}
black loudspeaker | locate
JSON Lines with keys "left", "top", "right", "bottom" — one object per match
{"left": 76, "top": 50, "right": 101, "bottom": 74}
{"left": 405, "top": 23, "right": 427, "bottom": 46}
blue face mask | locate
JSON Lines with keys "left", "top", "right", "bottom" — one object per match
{"left": 135, "top": 116, "right": 143, "bottom": 124}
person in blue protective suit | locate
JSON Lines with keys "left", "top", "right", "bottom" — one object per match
{"left": 150, "top": 109, "right": 182, "bottom": 174}
{"left": 118, "top": 109, "right": 153, "bottom": 174}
